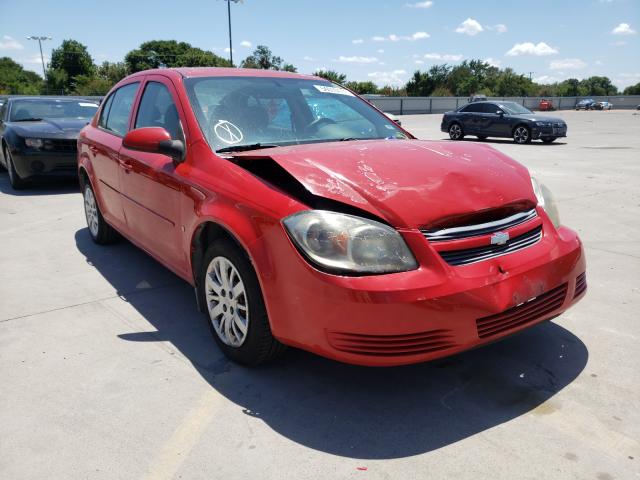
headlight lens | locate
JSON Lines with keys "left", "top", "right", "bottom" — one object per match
{"left": 25, "top": 138, "right": 43, "bottom": 148}
{"left": 531, "top": 177, "right": 561, "bottom": 228}
{"left": 283, "top": 210, "right": 418, "bottom": 274}
{"left": 536, "top": 121, "right": 552, "bottom": 127}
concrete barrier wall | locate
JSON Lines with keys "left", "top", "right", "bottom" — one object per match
{"left": 364, "top": 95, "right": 640, "bottom": 115}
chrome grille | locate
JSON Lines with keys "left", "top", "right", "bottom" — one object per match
{"left": 421, "top": 209, "right": 538, "bottom": 242}
{"left": 439, "top": 226, "right": 543, "bottom": 266}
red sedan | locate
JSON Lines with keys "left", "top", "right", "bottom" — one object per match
{"left": 78, "top": 68, "right": 586, "bottom": 366}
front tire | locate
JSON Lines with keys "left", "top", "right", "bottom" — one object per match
{"left": 448, "top": 123, "right": 464, "bottom": 140}
{"left": 83, "top": 182, "right": 118, "bottom": 244}
{"left": 6, "top": 149, "right": 27, "bottom": 190}
{"left": 198, "top": 239, "right": 285, "bottom": 366}
{"left": 513, "top": 126, "right": 531, "bottom": 144}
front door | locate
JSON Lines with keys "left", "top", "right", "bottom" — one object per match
{"left": 118, "top": 77, "right": 186, "bottom": 272}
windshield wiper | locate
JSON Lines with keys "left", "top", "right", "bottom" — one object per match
{"left": 13, "top": 117, "right": 43, "bottom": 122}
{"left": 216, "top": 143, "right": 280, "bottom": 153}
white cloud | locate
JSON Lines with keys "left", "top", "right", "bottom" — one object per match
{"left": 367, "top": 70, "right": 408, "bottom": 86}
{"left": 377, "top": 49, "right": 384, "bottom": 53}
{"left": 484, "top": 57, "right": 502, "bottom": 67}
{"left": 336, "top": 55, "right": 378, "bottom": 64}
{"left": 21, "top": 54, "right": 50, "bottom": 64}
{"left": 405, "top": 1, "right": 433, "bottom": 8}
{"left": 0, "top": 35, "right": 24, "bottom": 50}
{"left": 223, "top": 47, "right": 235, "bottom": 53}
{"left": 302, "top": 55, "right": 315, "bottom": 62}
{"left": 455, "top": 18, "right": 484, "bottom": 36}
{"left": 595, "top": 60, "right": 604, "bottom": 66}
{"left": 533, "top": 75, "right": 559, "bottom": 84}
{"left": 615, "top": 72, "right": 640, "bottom": 88}
{"left": 423, "top": 52, "right": 463, "bottom": 61}
{"left": 549, "top": 58, "right": 587, "bottom": 70}
{"left": 352, "top": 38, "right": 364, "bottom": 44}
{"left": 506, "top": 42, "right": 558, "bottom": 56}
{"left": 369, "top": 32, "right": 430, "bottom": 42}
{"left": 494, "top": 23, "right": 508, "bottom": 33}
{"left": 239, "top": 40, "right": 252, "bottom": 48}
{"left": 611, "top": 23, "right": 636, "bottom": 35}
{"left": 414, "top": 60, "right": 424, "bottom": 65}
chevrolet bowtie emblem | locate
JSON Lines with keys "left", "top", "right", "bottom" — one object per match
{"left": 490, "top": 231, "right": 510, "bottom": 245}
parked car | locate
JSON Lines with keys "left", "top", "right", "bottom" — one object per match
{"left": 383, "top": 112, "right": 402, "bottom": 126}
{"left": 0, "top": 97, "right": 98, "bottom": 189}
{"left": 594, "top": 101, "right": 613, "bottom": 110}
{"left": 441, "top": 101, "right": 567, "bottom": 144}
{"left": 469, "top": 94, "right": 487, "bottom": 103}
{"left": 79, "top": 68, "right": 586, "bottom": 367}
{"left": 575, "top": 99, "right": 595, "bottom": 110}
{"left": 538, "top": 98, "right": 555, "bottom": 111}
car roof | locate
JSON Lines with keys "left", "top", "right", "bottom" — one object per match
{"left": 7, "top": 96, "right": 97, "bottom": 103}
{"left": 124, "top": 67, "right": 324, "bottom": 82}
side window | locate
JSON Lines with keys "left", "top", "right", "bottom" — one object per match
{"left": 104, "top": 82, "right": 139, "bottom": 136}
{"left": 461, "top": 103, "right": 482, "bottom": 113}
{"left": 135, "top": 81, "right": 182, "bottom": 140}
{"left": 481, "top": 103, "right": 500, "bottom": 114}
{"left": 98, "top": 93, "right": 115, "bottom": 129}
{"left": 0, "top": 103, "right": 7, "bottom": 122}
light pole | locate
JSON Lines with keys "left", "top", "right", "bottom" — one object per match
{"left": 220, "top": 0, "right": 242, "bottom": 66}
{"left": 26, "top": 36, "right": 52, "bottom": 80}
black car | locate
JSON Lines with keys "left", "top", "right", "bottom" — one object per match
{"left": 440, "top": 101, "right": 567, "bottom": 144}
{"left": 0, "top": 97, "right": 98, "bottom": 189}
{"left": 575, "top": 99, "right": 595, "bottom": 110}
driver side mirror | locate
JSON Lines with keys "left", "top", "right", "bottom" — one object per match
{"left": 123, "top": 127, "right": 185, "bottom": 164}
{"left": 497, "top": 110, "right": 504, "bottom": 117}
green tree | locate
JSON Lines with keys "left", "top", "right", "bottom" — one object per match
{"left": 313, "top": 70, "right": 347, "bottom": 84}
{"left": 49, "top": 39, "right": 95, "bottom": 92}
{"left": 97, "top": 61, "right": 128, "bottom": 85}
{"left": 0, "top": 57, "right": 43, "bottom": 94}
{"left": 623, "top": 82, "right": 640, "bottom": 95}
{"left": 240, "top": 45, "right": 296, "bottom": 71}
{"left": 125, "top": 40, "right": 231, "bottom": 72}
{"left": 345, "top": 81, "right": 379, "bottom": 94}
{"left": 557, "top": 78, "right": 580, "bottom": 96}
{"left": 578, "top": 76, "right": 618, "bottom": 96}
{"left": 44, "top": 68, "right": 68, "bottom": 94}
{"left": 72, "top": 75, "right": 113, "bottom": 95}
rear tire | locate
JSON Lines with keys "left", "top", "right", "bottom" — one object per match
{"left": 448, "top": 123, "right": 464, "bottom": 140}
{"left": 541, "top": 137, "right": 556, "bottom": 144}
{"left": 6, "top": 149, "right": 27, "bottom": 190}
{"left": 198, "top": 238, "right": 286, "bottom": 366}
{"left": 83, "top": 182, "right": 118, "bottom": 244}
{"left": 513, "top": 125, "right": 531, "bottom": 144}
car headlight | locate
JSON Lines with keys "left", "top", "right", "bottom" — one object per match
{"left": 283, "top": 210, "right": 418, "bottom": 274}
{"left": 25, "top": 138, "right": 43, "bottom": 148}
{"left": 531, "top": 177, "right": 561, "bottom": 228}
{"left": 536, "top": 121, "right": 552, "bottom": 127}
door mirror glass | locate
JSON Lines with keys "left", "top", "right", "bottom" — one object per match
{"left": 123, "top": 127, "right": 185, "bottom": 163}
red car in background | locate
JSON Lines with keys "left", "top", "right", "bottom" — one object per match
{"left": 538, "top": 98, "right": 555, "bottom": 111}
{"left": 78, "top": 68, "right": 586, "bottom": 366}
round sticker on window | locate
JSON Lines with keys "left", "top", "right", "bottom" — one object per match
{"left": 214, "top": 120, "right": 243, "bottom": 144}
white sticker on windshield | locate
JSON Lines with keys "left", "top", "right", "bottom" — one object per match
{"left": 79, "top": 102, "right": 98, "bottom": 107}
{"left": 214, "top": 120, "right": 244, "bottom": 144}
{"left": 314, "top": 85, "right": 354, "bottom": 96}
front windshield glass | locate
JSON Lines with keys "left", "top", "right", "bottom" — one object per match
{"left": 10, "top": 99, "right": 99, "bottom": 121}
{"left": 184, "top": 76, "right": 407, "bottom": 152}
{"left": 498, "top": 102, "right": 534, "bottom": 115}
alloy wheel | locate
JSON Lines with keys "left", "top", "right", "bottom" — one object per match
{"left": 449, "top": 124, "right": 462, "bottom": 140}
{"left": 205, "top": 256, "right": 249, "bottom": 347}
{"left": 514, "top": 126, "right": 529, "bottom": 144}
{"left": 84, "top": 186, "right": 100, "bottom": 238}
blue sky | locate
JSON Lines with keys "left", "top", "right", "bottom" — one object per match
{"left": 1, "top": 0, "right": 639, "bottom": 89}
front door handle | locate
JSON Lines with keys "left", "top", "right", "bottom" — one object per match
{"left": 120, "top": 160, "right": 133, "bottom": 173}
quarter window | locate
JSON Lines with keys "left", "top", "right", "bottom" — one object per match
{"left": 98, "top": 93, "right": 114, "bottom": 129}
{"left": 104, "top": 82, "right": 139, "bottom": 136}
{"left": 135, "top": 82, "right": 183, "bottom": 140}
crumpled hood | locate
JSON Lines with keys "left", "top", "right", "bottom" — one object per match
{"left": 234, "top": 139, "right": 536, "bottom": 228}
{"left": 8, "top": 118, "right": 90, "bottom": 139}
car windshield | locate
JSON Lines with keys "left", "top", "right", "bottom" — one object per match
{"left": 497, "top": 102, "right": 534, "bottom": 115}
{"left": 9, "top": 99, "right": 98, "bottom": 121}
{"left": 184, "top": 76, "right": 408, "bottom": 152}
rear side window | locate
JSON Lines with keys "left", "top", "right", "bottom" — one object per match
{"left": 103, "top": 83, "right": 139, "bottom": 136}
{"left": 460, "top": 103, "right": 482, "bottom": 113}
{"left": 135, "top": 82, "right": 183, "bottom": 140}
{"left": 98, "top": 93, "right": 114, "bottom": 128}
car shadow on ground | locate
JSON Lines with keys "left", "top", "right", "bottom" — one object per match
{"left": 445, "top": 137, "right": 568, "bottom": 146}
{"left": 75, "top": 228, "right": 588, "bottom": 460}
{"left": 0, "top": 172, "right": 79, "bottom": 196}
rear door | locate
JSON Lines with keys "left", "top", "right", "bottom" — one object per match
{"left": 459, "top": 103, "right": 482, "bottom": 133}
{"left": 87, "top": 82, "right": 140, "bottom": 229}
{"left": 118, "top": 76, "right": 186, "bottom": 272}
